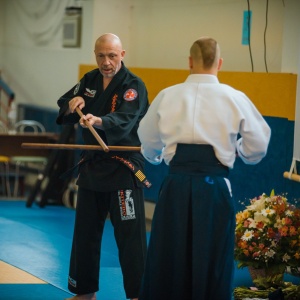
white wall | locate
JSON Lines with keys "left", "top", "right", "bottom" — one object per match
{"left": 1, "top": 0, "right": 94, "bottom": 109}
{"left": 128, "top": 0, "right": 296, "bottom": 72}
{"left": 92, "top": 0, "right": 132, "bottom": 65}
{"left": 0, "top": 0, "right": 299, "bottom": 111}
{"left": 282, "top": 0, "right": 300, "bottom": 73}
{"left": 0, "top": 0, "right": 5, "bottom": 72}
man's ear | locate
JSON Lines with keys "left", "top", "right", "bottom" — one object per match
{"left": 189, "top": 56, "right": 193, "bottom": 69}
{"left": 121, "top": 50, "right": 126, "bottom": 60}
{"left": 217, "top": 58, "right": 223, "bottom": 70}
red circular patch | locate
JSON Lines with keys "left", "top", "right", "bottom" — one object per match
{"left": 123, "top": 89, "right": 138, "bottom": 101}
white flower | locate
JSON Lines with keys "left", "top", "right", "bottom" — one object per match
{"left": 264, "top": 196, "right": 272, "bottom": 204}
{"left": 241, "top": 229, "right": 254, "bottom": 241}
{"left": 261, "top": 208, "right": 275, "bottom": 216}
{"left": 282, "top": 253, "right": 291, "bottom": 262}
{"left": 271, "top": 240, "right": 278, "bottom": 248}
{"left": 274, "top": 218, "right": 283, "bottom": 229}
{"left": 285, "top": 210, "right": 294, "bottom": 217}
{"left": 247, "top": 198, "right": 266, "bottom": 212}
{"left": 265, "top": 249, "right": 276, "bottom": 258}
{"left": 253, "top": 212, "right": 269, "bottom": 225}
{"left": 248, "top": 218, "right": 257, "bottom": 228}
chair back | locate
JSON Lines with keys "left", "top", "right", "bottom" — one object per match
{"left": 0, "top": 121, "right": 8, "bottom": 133}
{"left": 14, "top": 120, "right": 46, "bottom": 133}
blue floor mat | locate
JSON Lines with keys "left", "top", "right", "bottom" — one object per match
{"left": 0, "top": 284, "right": 72, "bottom": 300}
{"left": 0, "top": 200, "right": 299, "bottom": 300}
{"left": 0, "top": 200, "right": 125, "bottom": 299}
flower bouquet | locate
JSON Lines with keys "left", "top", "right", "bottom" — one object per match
{"left": 235, "top": 190, "right": 300, "bottom": 280}
{"left": 234, "top": 190, "right": 300, "bottom": 298}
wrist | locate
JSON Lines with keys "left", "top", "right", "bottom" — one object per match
{"left": 94, "top": 117, "right": 103, "bottom": 129}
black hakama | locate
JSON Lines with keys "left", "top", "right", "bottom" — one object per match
{"left": 140, "top": 144, "right": 235, "bottom": 300}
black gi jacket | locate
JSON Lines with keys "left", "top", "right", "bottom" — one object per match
{"left": 56, "top": 63, "right": 149, "bottom": 191}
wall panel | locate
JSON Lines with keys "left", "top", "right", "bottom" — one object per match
{"left": 79, "top": 65, "right": 297, "bottom": 120}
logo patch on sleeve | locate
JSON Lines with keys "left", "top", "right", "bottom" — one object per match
{"left": 84, "top": 88, "right": 96, "bottom": 98}
{"left": 123, "top": 89, "right": 138, "bottom": 101}
{"left": 74, "top": 82, "right": 80, "bottom": 95}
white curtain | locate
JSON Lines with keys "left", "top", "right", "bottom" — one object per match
{"left": 8, "top": 0, "right": 75, "bottom": 48}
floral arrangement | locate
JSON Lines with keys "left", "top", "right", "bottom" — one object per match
{"left": 234, "top": 190, "right": 300, "bottom": 271}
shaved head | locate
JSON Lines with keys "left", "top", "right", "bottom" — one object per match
{"left": 95, "top": 33, "right": 123, "bottom": 51}
{"left": 190, "top": 37, "right": 220, "bottom": 70}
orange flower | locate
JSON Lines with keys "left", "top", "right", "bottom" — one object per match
{"left": 289, "top": 226, "right": 297, "bottom": 236}
{"left": 238, "top": 240, "right": 248, "bottom": 249}
{"left": 253, "top": 232, "right": 260, "bottom": 239}
{"left": 279, "top": 226, "right": 289, "bottom": 237}
{"left": 267, "top": 228, "right": 276, "bottom": 238}
{"left": 274, "top": 201, "right": 286, "bottom": 214}
{"left": 294, "top": 252, "right": 300, "bottom": 260}
{"left": 256, "top": 221, "right": 264, "bottom": 229}
{"left": 290, "top": 240, "right": 298, "bottom": 247}
{"left": 294, "top": 209, "right": 300, "bottom": 218}
{"left": 236, "top": 211, "right": 250, "bottom": 223}
{"left": 282, "top": 217, "right": 292, "bottom": 225}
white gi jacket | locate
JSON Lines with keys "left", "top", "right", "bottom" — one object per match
{"left": 137, "top": 74, "right": 271, "bottom": 168}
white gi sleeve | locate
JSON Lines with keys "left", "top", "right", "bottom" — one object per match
{"left": 235, "top": 94, "right": 271, "bottom": 165}
{"left": 138, "top": 93, "right": 164, "bottom": 165}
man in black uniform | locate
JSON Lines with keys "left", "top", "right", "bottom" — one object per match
{"left": 56, "top": 33, "right": 149, "bottom": 300}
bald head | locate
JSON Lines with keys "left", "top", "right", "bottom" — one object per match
{"left": 95, "top": 33, "right": 123, "bottom": 51}
{"left": 189, "top": 37, "right": 222, "bottom": 74}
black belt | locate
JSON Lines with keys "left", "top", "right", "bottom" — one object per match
{"left": 60, "top": 154, "right": 152, "bottom": 188}
{"left": 111, "top": 155, "right": 152, "bottom": 188}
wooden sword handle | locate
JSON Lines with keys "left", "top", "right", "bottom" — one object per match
{"left": 283, "top": 171, "right": 300, "bottom": 182}
{"left": 76, "top": 107, "right": 109, "bottom": 152}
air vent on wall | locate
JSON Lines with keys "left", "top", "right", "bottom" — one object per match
{"left": 62, "top": 7, "right": 82, "bottom": 48}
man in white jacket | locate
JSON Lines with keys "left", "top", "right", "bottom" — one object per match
{"left": 137, "top": 36, "right": 271, "bottom": 300}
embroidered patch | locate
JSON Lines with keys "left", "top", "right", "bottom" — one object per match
{"left": 84, "top": 88, "right": 96, "bottom": 97}
{"left": 74, "top": 82, "right": 80, "bottom": 95}
{"left": 123, "top": 89, "right": 138, "bottom": 101}
{"left": 111, "top": 94, "right": 118, "bottom": 112}
{"left": 118, "top": 189, "right": 136, "bottom": 220}
{"left": 68, "top": 276, "right": 77, "bottom": 287}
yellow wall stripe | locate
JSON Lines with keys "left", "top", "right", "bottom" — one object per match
{"left": 79, "top": 65, "right": 297, "bottom": 120}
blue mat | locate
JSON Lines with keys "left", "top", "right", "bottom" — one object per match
{"left": 0, "top": 200, "right": 125, "bottom": 299}
{"left": 0, "top": 284, "right": 71, "bottom": 300}
{"left": 0, "top": 200, "right": 299, "bottom": 300}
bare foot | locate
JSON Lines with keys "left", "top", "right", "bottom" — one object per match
{"left": 65, "top": 293, "right": 96, "bottom": 300}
